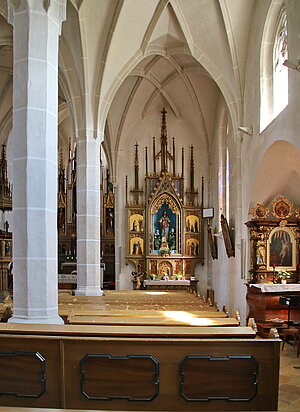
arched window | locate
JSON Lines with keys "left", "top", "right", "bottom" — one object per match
{"left": 273, "top": 10, "right": 288, "bottom": 118}
{"left": 260, "top": 2, "right": 288, "bottom": 132}
{"left": 218, "top": 109, "right": 229, "bottom": 230}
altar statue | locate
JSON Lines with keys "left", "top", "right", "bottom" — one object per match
{"left": 159, "top": 210, "right": 170, "bottom": 241}
{"left": 154, "top": 229, "right": 161, "bottom": 250}
{"left": 168, "top": 228, "right": 176, "bottom": 251}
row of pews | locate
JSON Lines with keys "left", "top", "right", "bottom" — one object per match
{"left": 0, "top": 289, "right": 280, "bottom": 411}
{"left": 59, "top": 290, "right": 241, "bottom": 327}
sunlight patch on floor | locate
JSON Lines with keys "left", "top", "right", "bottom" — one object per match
{"left": 161, "top": 310, "right": 215, "bottom": 326}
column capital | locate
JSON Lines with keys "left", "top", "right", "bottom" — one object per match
{"left": 76, "top": 129, "right": 102, "bottom": 142}
{"left": 7, "top": 0, "right": 66, "bottom": 33}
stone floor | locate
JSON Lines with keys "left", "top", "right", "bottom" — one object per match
{"left": 277, "top": 342, "right": 300, "bottom": 411}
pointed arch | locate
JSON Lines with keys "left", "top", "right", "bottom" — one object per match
{"left": 140, "top": 0, "right": 169, "bottom": 53}
{"left": 93, "top": 0, "right": 124, "bottom": 140}
{"left": 59, "top": 36, "right": 84, "bottom": 137}
{"left": 249, "top": 140, "right": 300, "bottom": 210}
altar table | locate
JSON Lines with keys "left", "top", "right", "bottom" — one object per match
{"left": 143, "top": 279, "right": 198, "bottom": 293}
{"left": 246, "top": 283, "right": 300, "bottom": 323}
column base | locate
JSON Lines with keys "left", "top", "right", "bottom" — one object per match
{"left": 8, "top": 315, "right": 64, "bottom": 325}
{"left": 75, "top": 286, "right": 104, "bottom": 296}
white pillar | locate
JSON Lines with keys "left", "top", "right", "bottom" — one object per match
{"left": 75, "top": 131, "right": 103, "bottom": 296}
{"left": 8, "top": 0, "right": 66, "bottom": 324}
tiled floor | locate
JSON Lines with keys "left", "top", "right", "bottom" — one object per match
{"left": 277, "top": 342, "right": 300, "bottom": 411}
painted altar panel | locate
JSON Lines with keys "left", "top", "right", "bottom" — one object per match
{"left": 130, "top": 213, "right": 144, "bottom": 233}
{"left": 185, "top": 210, "right": 201, "bottom": 257}
{"left": 128, "top": 208, "right": 145, "bottom": 257}
{"left": 267, "top": 226, "right": 296, "bottom": 270}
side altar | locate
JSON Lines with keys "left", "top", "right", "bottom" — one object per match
{"left": 125, "top": 108, "right": 204, "bottom": 288}
{"left": 245, "top": 197, "right": 300, "bottom": 284}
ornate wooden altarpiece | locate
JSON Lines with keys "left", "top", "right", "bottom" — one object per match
{"left": 0, "top": 145, "right": 12, "bottom": 292}
{"left": 101, "top": 177, "right": 115, "bottom": 288}
{"left": 246, "top": 197, "right": 300, "bottom": 284}
{"left": 57, "top": 140, "right": 77, "bottom": 284}
{"left": 125, "top": 108, "right": 204, "bottom": 284}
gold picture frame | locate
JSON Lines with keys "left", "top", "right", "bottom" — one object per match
{"left": 267, "top": 226, "right": 296, "bottom": 271}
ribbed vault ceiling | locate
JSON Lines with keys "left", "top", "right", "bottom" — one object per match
{"left": 0, "top": 0, "right": 256, "bottom": 166}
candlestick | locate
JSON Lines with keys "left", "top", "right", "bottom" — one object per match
{"left": 273, "top": 265, "right": 276, "bottom": 283}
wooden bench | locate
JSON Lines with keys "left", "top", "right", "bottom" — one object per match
{"left": 64, "top": 309, "right": 228, "bottom": 318}
{"left": 67, "top": 314, "right": 239, "bottom": 327}
{"left": 0, "top": 323, "right": 279, "bottom": 411}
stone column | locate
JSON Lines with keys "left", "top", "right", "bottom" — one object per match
{"left": 75, "top": 131, "right": 103, "bottom": 296}
{"left": 8, "top": 0, "right": 66, "bottom": 324}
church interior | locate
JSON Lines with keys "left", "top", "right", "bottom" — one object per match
{"left": 0, "top": 0, "right": 300, "bottom": 411}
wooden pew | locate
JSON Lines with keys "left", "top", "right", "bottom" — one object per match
{"left": 64, "top": 309, "right": 228, "bottom": 318}
{"left": 0, "top": 323, "right": 280, "bottom": 411}
{"left": 58, "top": 290, "right": 229, "bottom": 324}
{"left": 58, "top": 290, "right": 219, "bottom": 314}
{"left": 67, "top": 314, "right": 239, "bottom": 327}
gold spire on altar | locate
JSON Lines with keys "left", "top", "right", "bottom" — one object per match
{"left": 0, "top": 144, "right": 12, "bottom": 211}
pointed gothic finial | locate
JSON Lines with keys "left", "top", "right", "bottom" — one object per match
{"left": 172, "top": 137, "right": 175, "bottom": 175}
{"left": 161, "top": 107, "right": 167, "bottom": 136}
{"left": 59, "top": 148, "right": 64, "bottom": 170}
{"left": 153, "top": 137, "right": 156, "bottom": 174}
{"left": 0, "top": 144, "right": 12, "bottom": 211}
{"left": 134, "top": 142, "right": 139, "bottom": 164}
{"left": 201, "top": 176, "right": 204, "bottom": 208}
{"left": 1, "top": 145, "right": 7, "bottom": 181}
{"left": 160, "top": 107, "right": 168, "bottom": 172}
{"left": 181, "top": 147, "right": 184, "bottom": 177}
{"left": 145, "top": 146, "right": 148, "bottom": 176}
{"left": 125, "top": 175, "right": 128, "bottom": 205}
{"left": 190, "top": 145, "right": 194, "bottom": 192}
{"left": 134, "top": 142, "right": 139, "bottom": 190}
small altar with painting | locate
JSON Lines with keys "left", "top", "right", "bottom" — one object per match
{"left": 125, "top": 108, "right": 204, "bottom": 289}
{"left": 245, "top": 198, "right": 300, "bottom": 333}
{"left": 246, "top": 283, "right": 300, "bottom": 337}
{"left": 246, "top": 197, "right": 300, "bottom": 284}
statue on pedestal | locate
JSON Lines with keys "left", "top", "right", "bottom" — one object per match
{"left": 159, "top": 210, "right": 170, "bottom": 243}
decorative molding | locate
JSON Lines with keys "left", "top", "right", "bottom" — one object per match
{"left": 251, "top": 203, "right": 269, "bottom": 219}
{"left": 271, "top": 197, "right": 293, "bottom": 219}
{"left": 179, "top": 354, "right": 258, "bottom": 402}
{"left": 151, "top": 192, "right": 180, "bottom": 215}
{"left": 0, "top": 351, "right": 46, "bottom": 398}
{"left": 80, "top": 353, "right": 160, "bottom": 401}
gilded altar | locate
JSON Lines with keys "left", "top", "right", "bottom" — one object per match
{"left": 246, "top": 197, "right": 300, "bottom": 284}
{"left": 125, "top": 108, "right": 204, "bottom": 287}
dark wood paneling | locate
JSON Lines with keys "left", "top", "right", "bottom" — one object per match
{"left": 80, "top": 354, "right": 159, "bottom": 401}
{"left": 0, "top": 325, "right": 280, "bottom": 411}
{"left": 179, "top": 355, "right": 257, "bottom": 401}
{"left": 0, "top": 351, "right": 45, "bottom": 398}
{"left": 0, "top": 338, "right": 62, "bottom": 409}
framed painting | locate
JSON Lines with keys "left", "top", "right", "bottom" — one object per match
{"left": 207, "top": 224, "right": 218, "bottom": 260}
{"left": 267, "top": 226, "right": 296, "bottom": 271}
{"left": 220, "top": 214, "right": 235, "bottom": 258}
